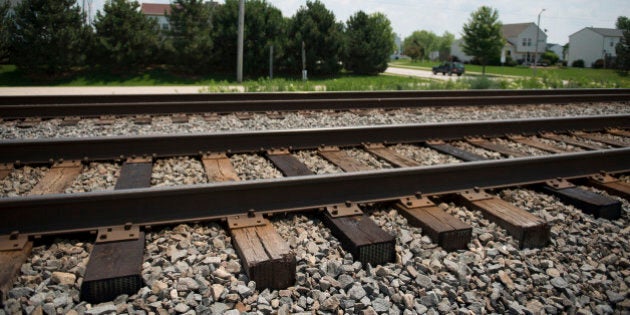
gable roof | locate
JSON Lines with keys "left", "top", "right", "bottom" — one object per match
{"left": 501, "top": 23, "right": 533, "bottom": 38}
{"left": 141, "top": 3, "right": 172, "bottom": 16}
{"left": 588, "top": 27, "right": 623, "bottom": 37}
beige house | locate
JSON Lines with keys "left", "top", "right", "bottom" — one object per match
{"left": 451, "top": 22, "right": 547, "bottom": 64}
{"left": 140, "top": 3, "right": 172, "bottom": 31}
{"left": 567, "top": 27, "right": 622, "bottom": 67}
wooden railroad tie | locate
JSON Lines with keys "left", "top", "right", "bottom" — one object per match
{"left": 228, "top": 212, "right": 296, "bottom": 289}
{"left": 170, "top": 114, "right": 189, "bottom": 124}
{"left": 395, "top": 196, "right": 471, "bottom": 251}
{"left": 266, "top": 111, "right": 284, "bottom": 120}
{"left": 203, "top": 154, "right": 297, "bottom": 289}
{"left": 571, "top": 131, "right": 625, "bottom": 147}
{"left": 586, "top": 173, "right": 630, "bottom": 200}
{"left": 425, "top": 140, "right": 486, "bottom": 162}
{"left": 540, "top": 132, "right": 607, "bottom": 151}
{"left": 59, "top": 116, "right": 81, "bottom": 127}
{"left": 542, "top": 178, "right": 622, "bottom": 220}
{"left": 28, "top": 161, "right": 83, "bottom": 196}
{"left": 322, "top": 203, "right": 396, "bottom": 266}
{"left": 466, "top": 137, "right": 526, "bottom": 158}
{"left": 456, "top": 189, "right": 550, "bottom": 249}
{"left": 2, "top": 161, "right": 81, "bottom": 305}
{"left": 318, "top": 146, "right": 372, "bottom": 172}
{"left": 81, "top": 158, "right": 152, "bottom": 303}
{"left": 201, "top": 153, "right": 241, "bottom": 182}
{"left": 16, "top": 117, "right": 41, "bottom": 129}
{"left": 506, "top": 135, "right": 567, "bottom": 154}
{"left": 133, "top": 115, "right": 152, "bottom": 125}
{"left": 606, "top": 128, "right": 630, "bottom": 138}
{"left": 235, "top": 112, "right": 252, "bottom": 121}
{"left": 0, "top": 234, "right": 33, "bottom": 307}
{"left": 0, "top": 164, "right": 13, "bottom": 180}
{"left": 94, "top": 115, "right": 116, "bottom": 126}
{"left": 363, "top": 143, "right": 421, "bottom": 167}
{"left": 265, "top": 149, "right": 314, "bottom": 177}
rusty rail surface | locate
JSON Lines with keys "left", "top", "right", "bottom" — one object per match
{"left": 1, "top": 115, "right": 628, "bottom": 164}
{"left": 1, "top": 148, "right": 628, "bottom": 235}
{"left": 0, "top": 89, "right": 629, "bottom": 119}
{"left": 0, "top": 114, "right": 629, "bottom": 236}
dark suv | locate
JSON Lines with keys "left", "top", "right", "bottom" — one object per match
{"left": 432, "top": 62, "right": 465, "bottom": 76}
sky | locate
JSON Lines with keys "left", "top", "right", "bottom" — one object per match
{"left": 88, "top": 0, "right": 630, "bottom": 45}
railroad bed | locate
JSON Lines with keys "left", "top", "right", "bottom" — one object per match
{"left": 1, "top": 95, "right": 630, "bottom": 314}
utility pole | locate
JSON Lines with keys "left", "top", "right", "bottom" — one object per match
{"left": 301, "top": 41, "right": 307, "bottom": 81}
{"left": 269, "top": 45, "right": 274, "bottom": 80}
{"left": 236, "top": 0, "right": 244, "bottom": 83}
{"left": 533, "top": 8, "right": 545, "bottom": 77}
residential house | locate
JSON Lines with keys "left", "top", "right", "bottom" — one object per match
{"left": 567, "top": 27, "right": 622, "bottom": 67}
{"left": 451, "top": 22, "right": 547, "bottom": 64}
{"left": 140, "top": 3, "right": 172, "bottom": 32}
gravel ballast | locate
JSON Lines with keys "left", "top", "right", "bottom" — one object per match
{"left": 1, "top": 102, "right": 629, "bottom": 139}
{"left": 1, "top": 101, "right": 629, "bottom": 314}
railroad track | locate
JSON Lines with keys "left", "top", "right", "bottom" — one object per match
{"left": 1, "top": 96, "right": 629, "bottom": 312}
{"left": 1, "top": 89, "right": 629, "bottom": 119}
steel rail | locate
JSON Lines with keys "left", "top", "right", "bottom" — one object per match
{"left": 1, "top": 148, "right": 628, "bottom": 235}
{"left": 1, "top": 88, "right": 629, "bottom": 105}
{"left": 1, "top": 115, "right": 628, "bottom": 164}
{"left": 1, "top": 93, "right": 629, "bottom": 119}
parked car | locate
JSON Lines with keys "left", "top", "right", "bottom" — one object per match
{"left": 432, "top": 62, "right": 465, "bottom": 76}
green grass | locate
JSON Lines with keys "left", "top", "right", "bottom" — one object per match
{"left": 0, "top": 65, "right": 233, "bottom": 86}
{"left": 390, "top": 60, "right": 630, "bottom": 87}
{"left": 2, "top": 62, "right": 628, "bottom": 90}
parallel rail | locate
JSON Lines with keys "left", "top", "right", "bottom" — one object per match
{"left": 0, "top": 115, "right": 629, "bottom": 235}
{"left": 1, "top": 89, "right": 629, "bottom": 119}
{"left": 1, "top": 115, "right": 628, "bottom": 164}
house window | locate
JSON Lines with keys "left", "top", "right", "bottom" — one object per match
{"left": 522, "top": 38, "right": 527, "bottom": 46}
{"left": 162, "top": 23, "right": 169, "bottom": 30}
{"left": 610, "top": 41, "right": 614, "bottom": 47}
{"left": 527, "top": 38, "right": 532, "bottom": 46}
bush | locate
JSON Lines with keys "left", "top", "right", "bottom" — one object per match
{"left": 591, "top": 59, "right": 604, "bottom": 69}
{"left": 572, "top": 59, "right": 585, "bottom": 68}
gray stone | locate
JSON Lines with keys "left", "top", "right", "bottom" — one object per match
{"left": 8, "top": 287, "right": 34, "bottom": 299}
{"left": 174, "top": 303, "right": 190, "bottom": 313}
{"left": 337, "top": 274, "right": 354, "bottom": 290}
{"left": 420, "top": 292, "right": 439, "bottom": 307}
{"left": 85, "top": 303, "right": 117, "bottom": 315}
{"left": 178, "top": 277, "right": 200, "bottom": 291}
{"left": 348, "top": 284, "right": 367, "bottom": 300}
{"left": 416, "top": 274, "right": 432, "bottom": 288}
{"left": 550, "top": 277, "right": 568, "bottom": 289}
{"left": 51, "top": 271, "right": 76, "bottom": 286}
{"left": 321, "top": 296, "right": 340, "bottom": 311}
{"left": 605, "top": 290, "right": 624, "bottom": 303}
{"left": 372, "top": 298, "right": 390, "bottom": 312}
{"left": 237, "top": 284, "right": 253, "bottom": 297}
{"left": 209, "top": 302, "right": 229, "bottom": 314}
{"left": 224, "top": 310, "right": 240, "bottom": 315}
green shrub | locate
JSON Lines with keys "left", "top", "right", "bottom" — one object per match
{"left": 572, "top": 59, "right": 585, "bottom": 68}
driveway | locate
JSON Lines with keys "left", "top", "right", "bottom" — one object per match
{"left": 385, "top": 66, "right": 464, "bottom": 81}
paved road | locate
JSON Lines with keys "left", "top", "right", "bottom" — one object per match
{"left": 385, "top": 66, "right": 464, "bottom": 81}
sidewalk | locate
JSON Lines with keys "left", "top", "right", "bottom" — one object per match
{"left": 0, "top": 86, "right": 213, "bottom": 96}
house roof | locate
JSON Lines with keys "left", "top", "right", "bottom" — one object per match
{"left": 588, "top": 27, "right": 623, "bottom": 37}
{"left": 501, "top": 23, "right": 534, "bottom": 38}
{"left": 141, "top": 3, "right": 172, "bottom": 16}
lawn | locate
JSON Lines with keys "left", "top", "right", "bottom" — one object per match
{"left": 390, "top": 60, "right": 630, "bottom": 87}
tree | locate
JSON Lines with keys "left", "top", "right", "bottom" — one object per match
{"left": 0, "top": 1, "right": 11, "bottom": 63}
{"left": 212, "top": 0, "right": 285, "bottom": 76}
{"left": 461, "top": 6, "right": 503, "bottom": 75}
{"left": 168, "top": 0, "right": 215, "bottom": 74}
{"left": 540, "top": 50, "right": 559, "bottom": 65}
{"left": 615, "top": 16, "right": 630, "bottom": 74}
{"left": 403, "top": 30, "right": 453, "bottom": 61}
{"left": 93, "top": 0, "right": 159, "bottom": 72}
{"left": 286, "top": 0, "right": 344, "bottom": 75}
{"left": 437, "top": 31, "right": 454, "bottom": 61}
{"left": 10, "top": 0, "right": 92, "bottom": 75}
{"left": 344, "top": 11, "right": 394, "bottom": 74}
